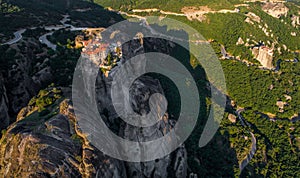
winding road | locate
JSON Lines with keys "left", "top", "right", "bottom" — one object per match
{"left": 2, "top": 15, "right": 87, "bottom": 50}
{"left": 239, "top": 132, "right": 257, "bottom": 171}
{"left": 39, "top": 15, "right": 87, "bottom": 50}
{"left": 2, "top": 29, "right": 26, "bottom": 45}
{"left": 39, "top": 32, "right": 56, "bottom": 50}
{"left": 4, "top": 7, "right": 226, "bottom": 48}
{"left": 236, "top": 109, "right": 257, "bottom": 173}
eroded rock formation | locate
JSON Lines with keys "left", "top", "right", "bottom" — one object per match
{"left": 252, "top": 46, "right": 274, "bottom": 69}
{"left": 262, "top": 2, "right": 289, "bottom": 18}
{"left": 0, "top": 35, "right": 188, "bottom": 177}
{"left": 0, "top": 75, "right": 187, "bottom": 177}
{"left": 291, "top": 15, "right": 300, "bottom": 28}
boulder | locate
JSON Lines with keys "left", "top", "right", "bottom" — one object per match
{"left": 236, "top": 37, "right": 245, "bottom": 45}
{"left": 228, "top": 114, "right": 237, "bottom": 123}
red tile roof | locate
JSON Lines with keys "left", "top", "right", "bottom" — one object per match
{"left": 82, "top": 43, "right": 109, "bottom": 55}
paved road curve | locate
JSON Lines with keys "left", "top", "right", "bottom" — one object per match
{"left": 2, "top": 15, "right": 87, "bottom": 50}
{"left": 39, "top": 15, "right": 87, "bottom": 50}
{"left": 39, "top": 32, "right": 56, "bottom": 50}
{"left": 2, "top": 29, "right": 26, "bottom": 45}
{"left": 236, "top": 109, "right": 257, "bottom": 173}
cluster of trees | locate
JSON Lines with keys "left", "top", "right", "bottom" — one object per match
{"left": 69, "top": 4, "right": 124, "bottom": 28}
{"left": 155, "top": 4, "right": 300, "bottom": 119}
{"left": 23, "top": 27, "right": 46, "bottom": 38}
{"left": 125, "top": 8, "right": 300, "bottom": 176}
{"left": 16, "top": 87, "right": 63, "bottom": 125}
{"left": 48, "top": 29, "right": 81, "bottom": 48}
{"left": 251, "top": 3, "right": 300, "bottom": 51}
{"left": 48, "top": 46, "right": 80, "bottom": 86}
{"left": 208, "top": 108, "right": 300, "bottom": 177}
{"left": 138, "top": 4, "right": 300, "bottom": 176}
{"left": 0, "top": 0, "right": 123, "bottom": 41}
{"left": 28, "top": 87, "right": 62, "bottom": 112}
{"left": 43, "top": 29, "right": 83, "bottom": 86}
{"left": 0, "top": 0, "right": 21, "bottom": 14}
{"left": 219, "top": 56, "right": 300, "bottom": 177}
{"left": 239, "top": 110, "right": 300, "bottom": 177}
{"left": 0, "top": 0, "right": 69, "bottom": 40}
{"left": 96, "top": 0, "right": 243, "bottom": 12}
{"left": 221, "top": 59, "right": 300, "bottom": 118}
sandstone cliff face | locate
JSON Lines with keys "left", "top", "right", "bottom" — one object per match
{"left": 252, "top": 46, "right": 274, "bottom": 69}
{"left": 262, "top": 2, "right": 289, "bottom": 18}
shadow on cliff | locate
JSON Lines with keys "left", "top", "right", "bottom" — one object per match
{"left": 94, "top": 21, "right": 240, "bottom": 176}
{"left": 173, "top": 44, "right": 239, "bottom": 178}
{"left": 138, "top": 25, "right": 239, "bottom": 177}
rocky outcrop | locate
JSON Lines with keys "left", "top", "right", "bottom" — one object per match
{"left": 252, "top": 46, "right": 274, "bottom": 69}
{"left": 262, "top": 2, "right": 289, "bottom": 18}
{"left": 276, "top": 101, "right": 287, "bottom": 113}
{"left": 236, "top": 37, "right": 245, "bottom": 45}
{"left": 228, "top": 114, "right": 237, "bottom": 123}
{"left": 291, "top": 15, "right": 300, "bottom": 28}
{"left": 92, "top": 37, "right": 188, "bottom": 178}
{"left": 291, "top": 32, "right": 297, "bottom": 36}
{"left": 291, "top": 114, "right": 300, "bottom": 123}
{"left": 245, "top": 12, "right": 261, "bottom": 24}
{"left": 0, "top": 77, "right": 187, "bottom": 177}
{"left": 0, "top": 98, "right": 127, "bottom": 177}
{"left": 118, "top": 76, "right": 187, "bottom": 178}
{"left": 0, "top": 36, "right": 188, "bottom": 177}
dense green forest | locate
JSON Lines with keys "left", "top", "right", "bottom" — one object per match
{"left": 96, "top": 0, "right": 244, "bottom": 12}
{"left": 108, "top": 1, "right": 300, "bottom": 118}
{"left": 97, "top": 1, "right": 300, "bottom": 176}
{"left": 239, "top": 110, "right": 300, "bottom": 177}
{"left": 221, "top": 59, "right": 300, "bottom": 118}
